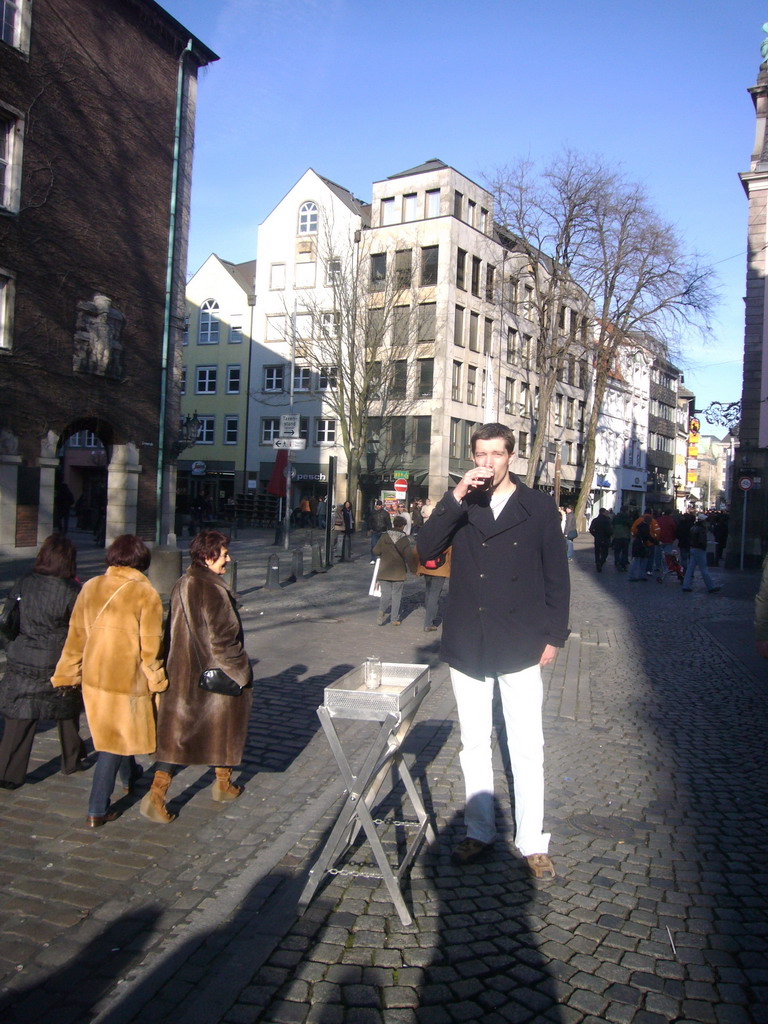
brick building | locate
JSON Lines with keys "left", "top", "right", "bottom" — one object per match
{"left": 0, "top": 0, "right": 216, "bottom": 551}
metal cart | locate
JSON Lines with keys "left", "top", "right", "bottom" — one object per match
{"left": 298, "top": 662, "right": 437, "bottom": 926}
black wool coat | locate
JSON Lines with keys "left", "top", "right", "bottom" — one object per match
{"left": 416, "top": 476, "right": 570, "bottom": 677}
{"left": 155, "top": 565, "right": 253, "bottom": 767}
{"left": 0, "top": 573, "right": 83, "bottom": 720}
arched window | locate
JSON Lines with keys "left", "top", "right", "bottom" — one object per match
{"left": 199, "top": 299, "right": 220, "bottom": 344}
{"left": 298, "top": 201, "right": 318, "bottom": 235}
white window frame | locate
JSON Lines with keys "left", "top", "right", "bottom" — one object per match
{"left": 228, "top": 313, "right": 243, "bottom": 343}
{"left": 199, "top": 299, "right": 220, "bottom": 344}
{"left": 261, "top": 417, "right": 280, "bottom": 443}
{"left": 298, "top": 201, "right": 318, "bottom": 234}
{"left": 180, "top": 366, "right": 187, "bottom": 395}
{"left": 226, "top": 364, "right": 241, "bottom": 394}
{"left": 0, "top": 105, "right": 23, "bottom": 213}
{"left": 269, "top": 263, "right": 286, "bottom": 290}
{"left": 293, "top": 366, "right": 311, "bottom": 392}
{"left": 1, "top": 0, "right": 31, "bottom": 53}
{"left": 318, "top": 365, "right": 338, "bottom": 391}
{"left": 263, "top": 365, "right": 285, "bottom": 392}
{"left": 223, "top": 415, "right": 239, "bottom": 445}
{"left": 197, "top": 416, "right": 215, "bottom": 445}
{"left": 195, "top": 365, "right": 217, "bottom": 395}
{"left": 316, "top": 418, "right": 336, "bottom": 444}
{"left": 0, "top": 268, "right": 15, "bottom": 351}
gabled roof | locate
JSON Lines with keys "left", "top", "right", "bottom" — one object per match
{"left": 220, "top": 258, "right": 256, "bottom": 296}
{"left": 317, "top": 174, "right": 371, "bottom": 224}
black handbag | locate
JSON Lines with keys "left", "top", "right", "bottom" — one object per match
{"left": 0, "top": 592, "right": 21, "bottom": 646}
{"left": 178, "top": 585, "right": 243, "bottom": 697}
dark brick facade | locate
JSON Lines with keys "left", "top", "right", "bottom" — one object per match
{"left": 0, "top": 0, "right": 215, "bottom": 547}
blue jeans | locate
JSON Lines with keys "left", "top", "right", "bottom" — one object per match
{"left": 88, "top": 752, "right": 137, "bottom": 816}
{"left": 683, "top": 548, "right": 716, "bottom": 591}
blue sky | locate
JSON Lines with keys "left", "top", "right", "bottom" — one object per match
{"left": 160, "top": 0, "right": 767, "bottom": 433}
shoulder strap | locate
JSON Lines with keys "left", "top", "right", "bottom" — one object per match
{"left": 177, "top": 578, "right": 206, "bottom": 673}
{"left": 92, "top": 580, "right": 134, "bottom": 626}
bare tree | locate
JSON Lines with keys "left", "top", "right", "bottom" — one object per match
{"left": 487, "top": 152, "right": 613, "bottom": 487}
{"left": 271, "top": 218, "right": 423, "bottom": 502}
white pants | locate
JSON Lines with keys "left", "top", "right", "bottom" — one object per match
{"left": 450, "top": 665, "right": 550, "bottom": 856}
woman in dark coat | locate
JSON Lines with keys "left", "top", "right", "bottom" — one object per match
{"left": 0, "top": 534, "right": 87, "bottom": 789}
{"left": 141, "top": 530, "right": 253, "bottom": 823}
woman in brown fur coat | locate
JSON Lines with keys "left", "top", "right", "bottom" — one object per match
{"left": 141, "top": 530, "right": 252, "bottom": 823}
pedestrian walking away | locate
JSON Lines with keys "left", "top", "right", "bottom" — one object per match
{"left": 681, "top": 513, "right": 721, "bottom": 594}
{"left": 562, "top": 506, "right": 577, "bottom": 560}
{"left": 0, "top": 534, "right": 88, "bottom": 790}
{"left": 52, "top": 535, "right": 168, "bottom": 827}
{"left": 589, "top": 507, "right": 612, "bottom": 572}
{"left": 417, "top": 545, "right": 451, "bottom": 632}
{"left": 611, "top": 506, "right": 631, "bottom": 571}
{"left": 417, "top": 422, "right": 569, "bottom": 879}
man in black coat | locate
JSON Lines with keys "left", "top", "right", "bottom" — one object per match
{"left": 417, "top": 423, "right": 569, "bottom": 878}
{"left": 589, "top": 507, "right": 613, "bottom": 572}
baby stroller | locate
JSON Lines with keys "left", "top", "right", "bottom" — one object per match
{"left": 657, "top": 548, "right": 685, "bottom": 584}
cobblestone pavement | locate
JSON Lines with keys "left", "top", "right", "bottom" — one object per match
{"left": 0, "top": 529, "right": 766, "bottom": 1024}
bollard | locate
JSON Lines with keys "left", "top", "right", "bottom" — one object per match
{"left": 291, "top": 546, "right": 304, "bottom": 583}
{"left": 266, "top": 553, "right": 281, "bottom": 589}
{"left": 311, "top": 541, "right": 326, "bottom": 573}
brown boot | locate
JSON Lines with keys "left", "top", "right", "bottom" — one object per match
{"left": 212, "top": 766, "right": 242, "bottom": 802}
{"left": 139, "top": 769, "right": 176, "bottom": 823}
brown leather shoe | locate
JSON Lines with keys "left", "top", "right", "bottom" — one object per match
{"left": 526, "top": 852, "right": 556, "bottom": 879}
{"left": 86, "top": 810, "right": 121, "bottom": 828}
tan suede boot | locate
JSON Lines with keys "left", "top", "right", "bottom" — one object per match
{"left": 211, "top": 767, "right": 242, "bottom": 802}
{"left": 139, "top": 769, "right": 176, "bottom": 823}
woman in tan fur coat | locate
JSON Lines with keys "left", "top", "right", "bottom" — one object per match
{"left": 52, "top": 535, "right": 167, "bottom": 827}
{"left": 141, "top": 530, "right": 252, "bottom": 823}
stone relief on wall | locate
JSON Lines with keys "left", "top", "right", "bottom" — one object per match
{"left": 73, "top": 294, "right": 125, "bottom": 378}
{"left": 0, "top": 429, "right": 19, "bottom": 455}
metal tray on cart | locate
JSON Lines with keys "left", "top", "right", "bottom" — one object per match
{"left": 323, "top": 662, "right": 430, "bottom": 722}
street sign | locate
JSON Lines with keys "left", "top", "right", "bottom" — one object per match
{"left": 394, "top": 478, "right": 408, "bottom": 495}
{"left": 280, "top": 414, "right": 300, "bottom": 438}
{"left": 738, "top": 475, "right": 753, "bottom": 491}
{"left": 273, "top": 438, "right": 306, "bottom": 450}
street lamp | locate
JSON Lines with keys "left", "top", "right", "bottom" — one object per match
{"left": 172, "top": 411, "right": 201, "bottom": 457}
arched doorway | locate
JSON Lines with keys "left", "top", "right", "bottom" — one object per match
{"left": 56, "top": 419, "right": 112, "bottom": 545}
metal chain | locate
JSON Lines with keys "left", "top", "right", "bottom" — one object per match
{"left": 328, "top": 867, "right": 383, "bottom": 879}
{"left": 372, "top": 818, "right": 420, "bottom": 828}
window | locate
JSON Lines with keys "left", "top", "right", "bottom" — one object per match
{"left": 295, "top": 260, "right": 315, "bottom": 288}
{"left": 199, "top": 300, "right": 220, "bottom": 344}
{"left": 224, "top": 416, "right": 239, "bottom": 445}
{"left": 467, "top": 198, "right": 476, "bottom": 227}
{"left": 453, "top": 190, "right": 463, "bottom": 219}
{"left": 370, "top": 253, "right": 387, "bottom": 290}
{"left": 483, "top": 318, "right": 493, "bottom": 354}
{"left": 226, "top": 365, "right": 241, "bottom": 394}
{"left": 381, "top": 197, "right": 397, "bottom": 225}
{"left": 197, "top": 416, "right": 214, "bottom": 444}
{"left": 392, "top": 359, "right": 407, "bottom": 397}
{"left": 261, "top": 417, "right": 280, "bottom": 443}
{"left": 518, "top": 431, "right": 528, "bottom": 458}
{"left": 418, "top": 358, "right": 434, "bottom": 398}
{"left": 454, "top": 305, "right": 464, "bottom": 347}
{"left": 182, "top": 314, "right": 189, "bottom": 346}
{"left": 456, "top": 248, "right": 467, "bottom": 290}
{"left": 506, "top": 328, "right": 517, "bottom": 362}
{"left": 395, "top": 249, "right": 412, "bottom": 287}
{"left": 393, "top": 305, "right": 410, "bottom": 348}
{"left": 390, "top": 417, "right": 406, "bottom": 456}
{"left": 295, "top": 312, "right": 312, "bottom": 338}
{"left": 450, "top": 418, "right": 460, "bottom": 458}
{"left": 467, "top": 365, "right": 477, "bottom": 405}
{"left": 228, "top": 314, "right": 243, "bottom": 344}
{"left": 471, "top": 256, "right": 481, "bottom": 297}
{"left": 523, "top": 283, "right": 534, "bottom": 314}
{"left": 195, "top": 366, "right": 217, "bottom": 394}
{"left": 479, "top": 208, "right": 488, "bottom": 233}
{"left": 504, "top": 377, "right": 514, "bottom": 413}
{"left": 0, "top": 269, "right": 14, "bottom": 350}
{"left": 554, "top": 393, "right": 563, "bottom": 426}
{"left": 0, "top": 109, "right": 22, "bottom": 213}
{"left": 485, "top": 265, "right": 495, "bottom": 302}
{"left": 321, "top": 311, "right": 341, "bottom": 338}
{"left": 414, "top": 416, "right": 431, "bottom": 456}
{"left": 319, "top": 365, "right": 338, "bottom": 390}
{"left": 521, "top": 333, "right": 532, "bottom": 366}
{"left": 426, "top": 189, "right": 441, "bottom": 217}
{"left": 1, "top": 0, "right": 29, "bottom": 52}
{"left": 403, "top": 193, "right": 417, "bottom": 220}
{"left": 316, "top": 418, "right": 336, "bottom": 443}
{"left": 298, "top": 201, "right": 318, "bottom": 234}
{"left": 565, "top": 441, "right": 573, "bottom": 465}
{"left": 270, "top": 263, "right": 285, "bottom": 289}
{"left": 421, "top": 246, "right": 438, "bottom": 286}
{"left": 451, "top": 361, "right": 462, "bottom": 401}
{"left": 326, "top": 258, "right": 342, "bottom": 285}
{"left": 294, "top": 366, "right": 311, "bottom": 391}
{"left": 417, "top": 303, "right": 436, "bottom": 343}
{"left": 266, "top": 314, "right": 285, "bottom": 341}
{"left": 180, "top": 366, "right": 187, "bottom": 395}
{"left": 299, "top": 416, "right": 309, "bottom": 440}
{"left": 468, "top": 312, "right": 479, "bottom": 352}
{"left": 566, "top": 397, "right": 574, "bottom": 429}
{"left": 263, "top": 365, "right": 285, "bottom": 391}
{"left": 462, "top": 421, "right": 474, "bottom": 459}
{"left": 520, "top": 380, "right": 529, "bottom": 411}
